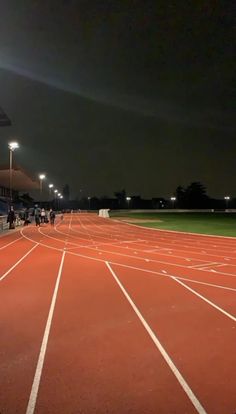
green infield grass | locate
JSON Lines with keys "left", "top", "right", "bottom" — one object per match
{"left": 110, "top": 212, "right": 236, "bottom": 237}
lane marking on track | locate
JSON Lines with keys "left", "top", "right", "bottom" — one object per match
{"left": 38, "top": 227, "right": 79, "bottom": 247}
{"left": 58, "top": 215, "right": 236, "bottom": 262}
{"left": 26, "top": 250, "right": 66, "bottom": 414}
{"left": 66, "top": 216, "right": 236, "bottom": 264}
{"left": 72, "top": 217, "right": 236, "bottom": 266}
{"left": 20, "top": 221, "right": 236, "bottom": 283}
{"left": 189, "top": 262, "right": 219, "bottom": 269}
{"left": 0, "top": 243, "right": 38, "bottom": 282}
{"left": 65, "top": 221, "right": 236, "bottom": 265}
{"left": 172, "top": 277, "right": 236, "bottom": 322}
{"left": 0, "top": 235, "right": 23, "bottom": 250}
{"left": 69, "top": 242, "right": 236, "bottom": 274}
{"left": 106, "top": 262, "right": 207, "bottom": 414}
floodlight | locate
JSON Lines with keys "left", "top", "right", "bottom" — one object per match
{"left": 8, "top": 141, "right": 19, "bottom": 151}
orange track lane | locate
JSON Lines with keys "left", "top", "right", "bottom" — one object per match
{"left": 34, "top": 254, "right": 197, "bottom": 414}
{"left": 0, "top": 246, "right": 63, "bottom": 414}
{"left": 110, "top": 263, "right": 236, "bottom": 413}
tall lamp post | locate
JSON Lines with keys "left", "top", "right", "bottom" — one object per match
{"left": 126, "top": 196, "right": 131, "bottom": 209}
{"left": 60, "top": 195, "right": 63, "bottom": 210}
{"left": 49, "top": 183, "right": 54, "bottom": 195}
{"left": 170, "top": 196, "right": 176, "bottom": 209}
{"left": 39, "top": 174, "right": 46, "bottom": 195}
{"left": 88, "top": 196, "right": 91, "bottom": 210}
{"left": 224, "top": 196, "right": 230, "bottom": 210}
{"left": 57, "top": 194, "right": 60, "bottom": 210}
{"left": 8, "top": 141, "right": 19, "bottom": 204}
{"left": 54, "top": 189, "right": 58, "bottom": 210}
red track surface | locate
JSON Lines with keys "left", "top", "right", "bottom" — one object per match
{"left": 1, "top": 213, "right": 236, "bottom": 414}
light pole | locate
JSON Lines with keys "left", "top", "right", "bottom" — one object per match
{"left": 224, "top": 196, "right": 230, "bottom": 210}
{"left": 57, "top": 194, "right": 61, "bottom": 210}
{"left": 8, "top": 141, "right": 19, "bottom": 204}
{"left": 39, "top": 174, "right": 46, "bottom": 195}
{"left": 88, "top": 196, "right": 91, "bottom": 210}
{"left": 49, "top": 183, "right": 54, "bottom": 195}
{"left": 170, "top": 197, "right": 176, "bottom": 209}
{"left": 54, "top": 189, "right": 58, "bottom": 210}
{"left": 126, "top": 196, "right": 131, "bottom": 209}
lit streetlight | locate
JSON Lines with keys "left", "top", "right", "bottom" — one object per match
{"left": 54, "top": 189, "right": 58, "bottom": 210}
{"left": 170, "top": 196, "right": 176, "bottom": 208}
{"left": 126, "top": 196, "right": 131, "bottom": 208}
{"left": 224, "top": 196, "right": 230, "bottom": 210}
{"left": 39, "top": 174, "right": 46, "bottom": 194}
{"left": 8, "top": 141, "right": 19, "bottom": 203}
{"left": 88, "top": 196, "right": 91, "bottom": 210}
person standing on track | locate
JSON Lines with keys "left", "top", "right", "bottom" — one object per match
{"left": 34, "top": 205, "right": 41, "bottom": 227}
{"left": 7, "top": 206, "right": 16, "bottom": 229}
{"left": 41, "top": 208, "right": 46, "bottom": 224}
{"left": 23, "top": 208, "right": 30, "bottom": 226}
{"left": 49, "top": 208, "right": 55, "bottom": 226}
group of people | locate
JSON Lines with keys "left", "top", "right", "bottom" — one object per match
{"left": 33, "top": 206, "right": 56, "bottom": 227}
{"left": 7, "top": 206, "right": 57, "bottom": 229}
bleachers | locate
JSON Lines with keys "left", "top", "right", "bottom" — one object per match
{"left": 0, "top": 199, "right": 8, "bottom": 215}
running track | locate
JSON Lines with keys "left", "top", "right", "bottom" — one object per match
{"left": 1, "top": 213, "right": 236, "bottom": 414}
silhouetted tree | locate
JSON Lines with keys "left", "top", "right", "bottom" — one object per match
{"left": 175, "top": 182, "right": 209, "bottom": 208}
{"left": 114, "top": 189, "right": 126, "bottom": 208}
{"left": 185, "top": 182, "right": 209, "bottom": 208}
{"left": 175, "top": 186, "right": 186, "bottom": 208}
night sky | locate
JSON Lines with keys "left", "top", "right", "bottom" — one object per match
{"left": 0, "top": 1, "right": 235, "bottom": 199}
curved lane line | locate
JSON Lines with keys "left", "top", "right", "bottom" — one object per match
{"left": 0, "top": 243, "right": 38, "bottom": 282}
{"left": 0, "top": 235, "right": 23, "bottom": 250}
{"left": 20, "top": 220, "right": 236, "bottom": 321}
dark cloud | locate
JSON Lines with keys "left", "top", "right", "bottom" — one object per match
{"left": 0, "top": 1, "right": 235, "bottom": 198}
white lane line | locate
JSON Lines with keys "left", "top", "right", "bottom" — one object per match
{"left": 106, "top": 262, "right": 207, "bottom": 414}
{"left": 189, "top": 262, "right": 218, "bottom": 269}
{"left": 21, "top": 224, "right": 236, "bottom": 282}
{"left": 172, "top": 277, "right": 236, "bottom": 322}
{"left": 58, "top": 215, "right": 236, "bottom": 261}
{"left": 0, "top": 243, "right": 38, "bottom": 282}
{"left": 174, "top": 276, "right": 236, "bottom": 292}
{"left": 26, "top": 250, "right": 66, "bottom": 414}
{"left": 0, "top": 236, "right": 23, "bottom": 250}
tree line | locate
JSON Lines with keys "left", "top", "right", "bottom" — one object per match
{"left": 16, "top": 182, "right": 236, "bottom": 210}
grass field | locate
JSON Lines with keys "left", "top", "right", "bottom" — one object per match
{"left": 110, "top": 212, "right": 236, "bottom": 237}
